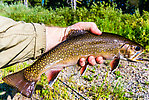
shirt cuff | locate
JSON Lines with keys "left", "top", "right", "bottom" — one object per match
{"left": 32, "top": 23, "right": 46, "bottom": 58}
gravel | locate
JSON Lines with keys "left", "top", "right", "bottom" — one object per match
{"left": 58, "top": 60, "right": 149, "bottom": 99}
{"left": 1, "top": 59, "right": 148, "bottom": 100}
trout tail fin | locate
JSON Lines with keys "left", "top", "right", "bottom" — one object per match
{"left": 2, "top": 70, "right": 37, "bottom": 98}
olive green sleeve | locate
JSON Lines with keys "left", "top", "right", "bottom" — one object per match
{"left": 0, "top": 16, "right": 46, "bottom": 68}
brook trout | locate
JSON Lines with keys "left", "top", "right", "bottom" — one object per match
{"left": 3, "top": 30, "right": 145, "bottom": 97}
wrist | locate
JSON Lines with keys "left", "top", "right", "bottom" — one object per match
{"left": 45, "top": 26, "right": 66, "bottom": 52}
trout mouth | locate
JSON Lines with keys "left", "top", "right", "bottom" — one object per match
{"left": 135, "top": 58, "right": 149, "bottom": 61}
{"left": 128, "top": 50, "right": 149, "bottom": 62}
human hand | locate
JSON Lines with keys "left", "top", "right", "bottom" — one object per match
{"left": 65, "top": 22, "right": 103, "bottom": 67}
{"left": 45, "top": 22, "right": 103, "bottom": 66}
{"left": 63, "top": 22, "right": 102, "bottom": 40}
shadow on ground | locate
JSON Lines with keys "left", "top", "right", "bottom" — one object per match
{"left": 0, "top": 83, "right": 43, "bottom": 99}
{"left": 0, "top": 83, "right": 17, "bottom": 99}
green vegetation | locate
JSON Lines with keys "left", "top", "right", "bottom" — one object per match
{"left": 0, "top": 2, "right": 148, "bottom": 50}
{"left": 0, "top": 63, "right": 129, "bottom": 99}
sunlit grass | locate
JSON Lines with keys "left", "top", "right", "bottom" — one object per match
{"left": 0, "top": 62, "right": 28, "bottom": 82}
{"left": 0, "top": 62, "right": 131, "bottom": 99}
{"left": 0, "top": 3, "right": 148, "bottom": 49}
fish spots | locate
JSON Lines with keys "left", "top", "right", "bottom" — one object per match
{"left": 43, "top": 63, "right": 45, "bottom": 66}
{"left": 24, "top": 67, "right": 36, "bottom": 81}
{"left": 23, "top": 32, "right": 126, "bottom": 82}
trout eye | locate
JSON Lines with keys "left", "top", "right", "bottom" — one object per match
{"left": 135, "top": 46, "right": 141, "bottom": 51}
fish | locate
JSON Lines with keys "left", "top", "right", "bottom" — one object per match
{"left": 2, "top": 30, "right": 145, "bottom": 97}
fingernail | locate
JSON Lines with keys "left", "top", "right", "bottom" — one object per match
{"left": 97, "top": 29, "right": 102, "bottom": 35}
{"left": 96, "top": 56, "right": 103, "bottom": 64}
{"left": 80, "top": 58, "right": 86, "bottom": 66}
{"left": 91, "top": 27, "right": 102, "bottom": 35}
{"left": 88, "top": 56, "right": 96, "bottom": 65}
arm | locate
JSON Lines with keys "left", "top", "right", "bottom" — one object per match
{"left": 0, "top": 16, "right": 46, "bottom": 68}
{"left": 0, "top": 16, "right": 103, "bottom": 68}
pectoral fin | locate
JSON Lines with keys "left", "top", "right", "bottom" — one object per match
{"left": 45, "top": 69, "right": 62, "bottom": 87}
{"left": 80, "top": 64, "right": 88, "bottom": 75}
{"left": 110, "top": 57, "right": 120, "bottom": 71}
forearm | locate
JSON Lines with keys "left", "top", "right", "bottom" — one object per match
{"left": 0, "top": 16, "right": 102, "bottom": 68}
{"left": 0, "top": 16, "right": 46, "bottom": 68}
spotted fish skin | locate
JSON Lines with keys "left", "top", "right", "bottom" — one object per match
{"left": 2, "top": 30, "right": 144, "bottom": 97}
{"left": 23, "top": 31, "right": 123, "bottom": 81}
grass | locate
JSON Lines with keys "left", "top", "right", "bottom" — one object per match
{"left": 0, "top": 62, "right": 131, "bottom": 100}
{"left": 0, "top": 3, "right": 149, "bottom": 49}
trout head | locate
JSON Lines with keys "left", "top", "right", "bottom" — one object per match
{"left": 119, "top": 42, "right": 144, "bottom": 62}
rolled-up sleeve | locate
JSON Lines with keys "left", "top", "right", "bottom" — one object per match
{"left": 0, "top": 16, "right": 46, "bottom": 68}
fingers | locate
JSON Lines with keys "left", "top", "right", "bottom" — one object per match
{"left": 79, "top": 58, "right": 86, "bottom": 66}
{"left": 90, "top": 23, "right": 102, "bottom": 35}
{"left": 79, "top": 56, "right": 103, "bottom": 67}
{"left": 68, "top": 22, "right": 103, "bottom": 67}
{"left": 96, "top": 56, "right": 104, "bottom": 64}
{"left": 88, "top": 56, "right": 96, "bottom": 66}
{"left": 67, "top": 22, "right": 102, "bottom": 35}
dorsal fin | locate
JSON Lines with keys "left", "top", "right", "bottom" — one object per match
{"left": 66, "top": 30, "right": 89, "bottom": 39}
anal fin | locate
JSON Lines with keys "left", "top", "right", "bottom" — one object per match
{"left": 45, "top": 69, "right": 62, "bottom": 87}
{"left": 110, "top": 57, "right": 120, "bottom": 71}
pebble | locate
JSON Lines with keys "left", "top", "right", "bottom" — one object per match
{"left": 58, "top": 60, "right": 149, "bottom": 99}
